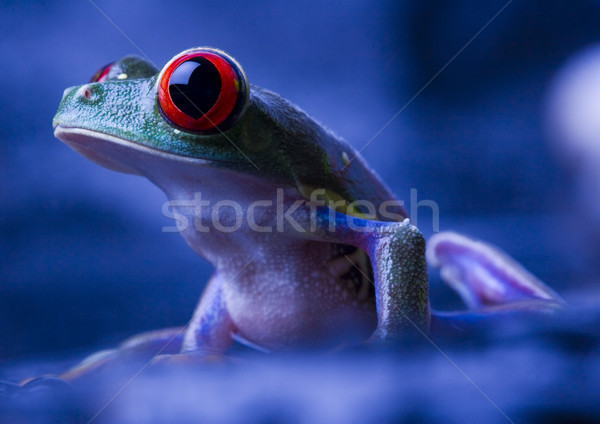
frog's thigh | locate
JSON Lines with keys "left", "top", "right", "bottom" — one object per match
{"left": 181, "top": 274, "right": 235, "bottom": 353}
{"left": 427, "top": 231, "right": 566, "bottom": 310}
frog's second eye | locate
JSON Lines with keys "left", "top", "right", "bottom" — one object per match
{"left": 158, "top": 48, "right": 249, "bottom": 133}
{"left": 90, "top": 62, "right": 114, "bottom": 83}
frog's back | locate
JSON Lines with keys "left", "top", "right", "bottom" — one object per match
{"left": 248, "top": 86, "right": 406, "bottom": 221}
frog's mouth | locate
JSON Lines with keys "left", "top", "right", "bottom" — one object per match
{"left": 54, "top": 126, "right": 211, "bottom": 176}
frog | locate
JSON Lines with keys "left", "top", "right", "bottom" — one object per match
{"left": 47, "top": 47, "right": 564, "bottom": 380}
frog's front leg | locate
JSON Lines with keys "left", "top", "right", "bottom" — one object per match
{"left": 307, "top": 208, "right": 431, "bottom": 341}
{"left": 55, "top": 274, "right": 233, "bottom": 383}
{"left": 181, "top": 273, "right": 235, "bottom": 353}
{"left": 365, "top": 222, "right": 430, "bottom": 340}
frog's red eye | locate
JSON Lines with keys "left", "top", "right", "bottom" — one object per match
{"left": 158, "top": 48, "right": 249, "bottom": 133}
{"left": 90, "top": 62, "right": 114, "bottom": 83}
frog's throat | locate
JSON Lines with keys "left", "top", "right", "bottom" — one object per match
{"left": 53, "top": 126, "right": 211, "bottom": 176}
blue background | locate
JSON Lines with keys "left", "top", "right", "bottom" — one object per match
{"left": 1, "top": 0, "right": 599, "bottom": 422}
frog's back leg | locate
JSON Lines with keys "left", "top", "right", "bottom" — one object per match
{"left": 426, "top": 232, "right": 566, "bottom": 311}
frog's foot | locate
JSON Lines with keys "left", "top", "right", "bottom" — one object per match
{"left": 0, "top": 380, "right": 21, "bottom": 397}
{"left": 0, "top": 377, "right": 73, "bottom": 399}
{"left": 151, "top": 351, "right": 227, "bottom": 368}
{"left": 59, "top": 327, "right": 185, "bottom": 383}
{"left": 426, "top": 232, "right": 566, "bottom": 311}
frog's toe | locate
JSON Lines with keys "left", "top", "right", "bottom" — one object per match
{"left": 427, "top": 232, "right": 566, "bottom": 310}
{"left": 0, "top": 377, "right": 73, "bottom": 400}
{"left": 151, "top": 352, "right": 227, "bottom": 368}
{"left": 0, "top": 380, "right": 22, "bottom": 398}
{"left": 21, "top": 377, "right": 73, "bottom": 394}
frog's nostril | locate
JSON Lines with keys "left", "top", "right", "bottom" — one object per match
{"left": 76, "top": 84, "right": 95, "bottom": 101}
{"left": 83, "top": 85, "right": 92, "bottom": 99}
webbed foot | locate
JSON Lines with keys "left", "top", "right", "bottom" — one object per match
{"left": 59, "top": 327, "right": 185, "bottom": 383}
{"left": 0, "top": 377, "right": 72, "bottom": 399}
{"left": 427, "top": 231, "right": 566, "bottom": 311}
{"left": 0, "top": 380, "right": 21, "bottom": 398}
{"left": 151, "top": 352, "right": 227, "bottom": 367}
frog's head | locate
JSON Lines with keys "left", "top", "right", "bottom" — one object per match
{"left": 54, "top": 48, "right": 404, "bottom": 219}
{"left": 53, "top": 48, "right": 257, "bottom": 176}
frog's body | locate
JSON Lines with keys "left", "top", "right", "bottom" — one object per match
{"left": 51, "top": 48, "right": 564, "bottom": 376}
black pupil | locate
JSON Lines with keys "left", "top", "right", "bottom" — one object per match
{"left": 169, "top": 57, "right": 222, "bottom": 119}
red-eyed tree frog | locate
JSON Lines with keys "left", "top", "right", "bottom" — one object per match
{"left": 48, "top": 48, "right": 564, "bottom": 380}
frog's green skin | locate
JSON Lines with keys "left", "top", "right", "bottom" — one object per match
{"left": 52, "top": 49, "right": 565, "bottom": 376}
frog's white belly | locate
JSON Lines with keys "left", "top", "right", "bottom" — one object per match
{"left": 152, "top": 157, "right": 377, "bottom": 349}
{"left": 222, "top": 240, "right": 377, "bottom": 350}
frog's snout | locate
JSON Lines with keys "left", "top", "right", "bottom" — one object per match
{"left": 59, "top": 85, "right": 78, "bottom": 102}
{"left": 53, "top": 86, "right": 75, "bottom": 129}
{"left": 75, "top": 84, "right": 98, "bottom": 102}
{"left": 53, "top": 84, "right": 102, "bottom": 129}
{"left": 60, "top": 83, "right": 100, "bottom": 104}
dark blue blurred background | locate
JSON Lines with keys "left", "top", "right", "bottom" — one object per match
{"left": 1, "top": 0, "right": 599, "bottom": 422}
